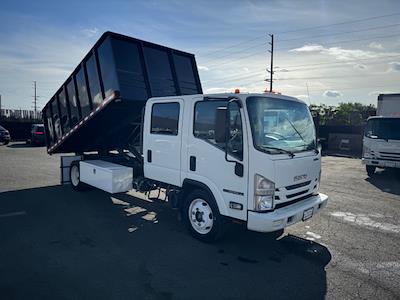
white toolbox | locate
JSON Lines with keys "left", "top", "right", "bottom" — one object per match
{"left": 80, "top": 160, "right": 133, "bottom": 193}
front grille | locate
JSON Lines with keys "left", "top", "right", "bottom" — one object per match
{"left": 378, "top": 152, "right": 400, "bottom": 161}
{"left": 285, "top": 180, "right": 311, "bottom": 191}
{"left": 287, "top": 189, "right": 309, "bottom": 199}
{"left": 380, "top": 151, "right": 400, "bottom": 155}
{"left": 275, "top": 193, "right": 314, "bottom": 209}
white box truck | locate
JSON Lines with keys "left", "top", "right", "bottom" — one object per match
{"left": 363, "top": 93, "right": 400, "bottom": 176}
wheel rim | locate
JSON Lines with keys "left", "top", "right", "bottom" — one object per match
{"left": 71, "top": 165, "right": 80, "bottom": 187}
{"left": 188, "top": 198, "right": 214, "bottom": 234}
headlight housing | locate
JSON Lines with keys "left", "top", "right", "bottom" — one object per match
{"left": 314, "top": 170, "right": 321, "bottom": 195}
{"left": 363, "top": 145, "right": 373, "bottom": 158}
{"left": 254, "top": 174, "right": 275, "bottom": 211}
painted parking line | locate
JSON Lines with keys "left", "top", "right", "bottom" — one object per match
{"left": 331, "top": 211, "right": 400, "bottom": 234}
{"left": 0, "top": 211, "right": 27, "bottom": 218}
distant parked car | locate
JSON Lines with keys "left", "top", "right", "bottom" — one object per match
{"left": 28, "top": 124, "right": 45, "bottom": 146}
{"left": 0, "top": 125, "right": 11, "bottom": 145}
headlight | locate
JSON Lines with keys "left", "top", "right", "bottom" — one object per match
{"left": 254, "top": 174, "right": 275, "bottom": 211}
{"left": 363, "top": 146, "right": 374, "bottom": 158}
{"left": 314, "top": 170, "right": 321, "bottom": 195}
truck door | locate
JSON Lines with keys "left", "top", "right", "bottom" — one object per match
{"left": 187, "top": 100, "right": 248, "bottom": 221}
{"left": 143, "top": 99, "right": 183, "bottom": 186}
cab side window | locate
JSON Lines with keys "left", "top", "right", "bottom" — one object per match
{"left": 227, "top": 102, "right": 243, "bottom": 161}
{"left": 194, "top": 100, "right": 243, "bottom": 161}
{"left": 151, "top": 102, "right": 180, "bottom": 135}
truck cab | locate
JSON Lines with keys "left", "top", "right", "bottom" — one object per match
{"left": 362, "top": 116, "right": 400, "bottom": 176}
{"left": 142, "top": 92, "right": 328, "bottom": 241}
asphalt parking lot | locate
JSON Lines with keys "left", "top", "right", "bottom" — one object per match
{"left": 1, "top": 142, "right": 400, "bottom": 300}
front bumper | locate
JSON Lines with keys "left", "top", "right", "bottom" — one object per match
{"left": 0, "top": 136, "right": 10, "bottom": 143}
{"left": 247, "top": 193, "right": 328, "bottom": 233}
{"left": 362, "top": 157, "right": 400, "bottom": 168}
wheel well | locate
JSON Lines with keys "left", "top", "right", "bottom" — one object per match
{"left": 181, "top": 179, "right": 215, "bottom": 207}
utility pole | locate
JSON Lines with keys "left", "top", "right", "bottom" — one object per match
{"left": 266, "top": 34, "right": 274, "bottom": 92}
{"left": 33, "top": 81, "right": 37, "bottom": 115}
{"left": 0, "top": 94, "right": 2, "bottom": 119}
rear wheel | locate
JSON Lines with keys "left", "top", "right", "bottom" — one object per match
{"left": 70, "top": 161, "right": 86, "bottom": 191}
{"left": 183, "top": 189, "right": 227, "bottom": 242}
{"left": 366, "top": 165, "right": 376, "bottom": 177}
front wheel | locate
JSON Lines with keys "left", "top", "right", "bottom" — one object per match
{"left": 183, "top": 189, "right": 228, "bottom": 242}
{"left": 366, "top": 165, "right": 376, "bottom": 177}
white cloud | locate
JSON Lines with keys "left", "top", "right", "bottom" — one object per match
{"left": 388, "top": 61, "right": 400, "bottom": 72}
{"left": 82, "top": 27, "right": 99, "bottom": 38}
{"left": 198, "top": 65, "right": 209, "bottom": 71}
{"left": 323, "top": 90, "right": 342, "bottom": 98}
{"left": 205, "top": 87, "right": 230, "bottom": 93}
{"left": 353, "top": 63, "right": 367, "bottom": 70}
{"left": 290, "top": 44, "right": 377, "bottom": 61}
{"left": 276, "top": 68, "right": 290, "bottom": 72}
{"left": 369, "top": 42, "right": 383, "bottom": 50}
{"left": 289, "top": 44, "right": 324, "bottom": 52}
{"left": 243, "top": 67, "right": 249, "bottom": 72}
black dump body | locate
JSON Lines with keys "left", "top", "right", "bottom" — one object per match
{"left": 42, "top": 31, "right": 202, "bottom": 154}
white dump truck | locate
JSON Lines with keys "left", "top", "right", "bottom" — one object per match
{"left": 43, "top": 32, "right": 328, "bottom": 241}
{"left": 363, "top": 93, "right": 400, "bottom": 176}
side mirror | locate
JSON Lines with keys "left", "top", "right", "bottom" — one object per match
{"left": 215, "top": 107, "right": 227, "bottom": 143}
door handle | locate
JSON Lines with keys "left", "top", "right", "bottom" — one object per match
{"left": 147, "top": 150, "right": 152, "bottom": 163}
{"left": 190, "top": 156, "right": 196, "bottom": 171}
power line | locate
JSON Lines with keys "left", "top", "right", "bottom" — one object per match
{"left": 202, "top": 54, "right": 400, "bottom": 84}
{"left": 276, "top": 54, "right": 400, "bottom": 70}
{"left": 277, "top": 56, "right": 400, "bottom": 73}
{"left": 276, "top": 32, "right": 400, "bottom": 51}
{"left": 277, "top": 23, "right": 400, "bottom": 43}
{"left": 286, "top": 84, "right": 398, "bottom": 94}
{"left": 277, "top": 12, "right": 400, "bottom": 35}
{"left": 208, "top": 59, "right": 399, "bottom": 86}
{"left": 200, "top": 22, "right": 400, "bottom": 65}
{"left": 205, "top": 32, "right": 400, "bottom": 69}
{"left": 199, "top": 12, "right": 400, "bottom": 59}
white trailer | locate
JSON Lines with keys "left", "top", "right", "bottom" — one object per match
{"left": 363, "top": 93, "right": 400, "bottom": 176}
{"left": 65, "top": 92, "right": 328, "bottom": 242}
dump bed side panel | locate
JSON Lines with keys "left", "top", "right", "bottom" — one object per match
{"left": 43, "top": 32, "right": 202, "bottom": 154}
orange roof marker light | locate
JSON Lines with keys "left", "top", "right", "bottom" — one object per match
{"left": 234, "top": 88, "right": 240, "bottom": 94}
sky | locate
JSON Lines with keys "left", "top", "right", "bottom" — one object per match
{"left": 0, "top": 0, "right": 399, "bottom": 110}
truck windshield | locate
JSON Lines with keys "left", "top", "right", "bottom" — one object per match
{"left": 365, "top": 118, "right": 400, "bottom": 140}
{"left": 246, "top": 96, "right": 316, "bottom": 154}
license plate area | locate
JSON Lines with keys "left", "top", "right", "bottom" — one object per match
{"left": 302, "top": 207, "right": 314, "bottom": 221}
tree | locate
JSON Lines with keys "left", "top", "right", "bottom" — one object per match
{"left": 309, "top": 102, "right": 376, "bottom": 125}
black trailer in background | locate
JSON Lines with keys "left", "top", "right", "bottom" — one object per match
{"left": 42, "top": 31, "right": 202, "bottom": 154}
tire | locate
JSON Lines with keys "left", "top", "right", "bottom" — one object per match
{"left": 70, "top": 161, "right": 86, "bottom": 191}
{"left": 183, "top": 189, "right": 228, "bottom": 242}
{"left": 366, "top": 165, "right": 376, "bottom": 177}
{"left": 4, "top": 140, "right": 9, "bottom": 145}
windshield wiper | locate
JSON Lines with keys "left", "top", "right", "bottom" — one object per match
{"left": 261, "top": 146, "right": 295, "bottom": 158}
{"left": 281, "top": 114, "right": 306, "bottom": 144}
{"left": 281, "top": 115, "right": 320, "bottom": 153}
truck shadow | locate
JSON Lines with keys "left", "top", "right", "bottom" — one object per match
{"left": 365, "top": 168, "right": 400, "bottom": 196}
{"left": 6, "top": 142, "right": 45, "bottom": 148}
{"left": 0, "top": 185, "right": 331, "bottom": 300}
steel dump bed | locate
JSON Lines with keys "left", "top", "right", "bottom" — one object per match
{"left": 42, "top": 31, "right": 202, "bottom": 154}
